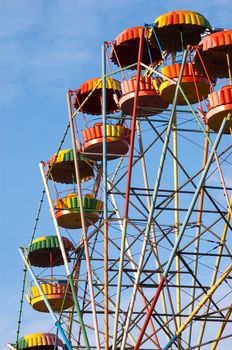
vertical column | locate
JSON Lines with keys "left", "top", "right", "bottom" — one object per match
{"left": 102, "top": 41, "right": 109, "bottom": 350}
{"left": 172, "top": 113, "right": 181, "bottom": 345}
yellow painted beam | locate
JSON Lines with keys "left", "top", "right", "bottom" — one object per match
{"left": 176, "top": 264, "right": 232, "bottom": 336}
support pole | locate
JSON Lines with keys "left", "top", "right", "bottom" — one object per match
{"left": 39, "top": 162, "right": 90, "bottom": 350}
{"left": 112, "top": 27, "right": 144, "bottom": 350}
{"left": 67, "top": 92, "right": 101, "bottom": 350}
{"left": 163, "top": 263, "right": 232, "bottom": 349}
{"left": 67, "top": 260, "right": 81, "bottom": 342}
{"left": 172, "top": 113, "right": 181, "bottom": 339}
{"left": 19, "top": 248, "right": 73, "bottom": 350}
{"left": 134, "top": 113, "right": 228, "bottom": 350}
{"left": 102, "top": 41, "right": 109, "bottom": 350}
{"left": 211, "top": 303, "right": 232, "bottom": 350}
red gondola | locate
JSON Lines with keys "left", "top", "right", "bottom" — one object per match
{"left": 82, "top": 122, "right": 131, "bottom": 160}
{"left": 120, "top": 76, "right": 168, "bottom": 116}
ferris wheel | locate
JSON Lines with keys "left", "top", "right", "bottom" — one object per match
{"left": 9, "top": 9, "right": 232, "bottom": 350}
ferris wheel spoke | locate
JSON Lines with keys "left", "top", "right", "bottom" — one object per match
{"left": 210, "top": 303, "right": 232, "bottom": 350}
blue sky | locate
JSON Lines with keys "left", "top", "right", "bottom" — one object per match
{"left": 0, "top": 0, "right": 231, "bottom": 349}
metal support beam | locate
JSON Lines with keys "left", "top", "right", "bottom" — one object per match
{"left": 102, "top": 41, "right": 109, "bottom": 350}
